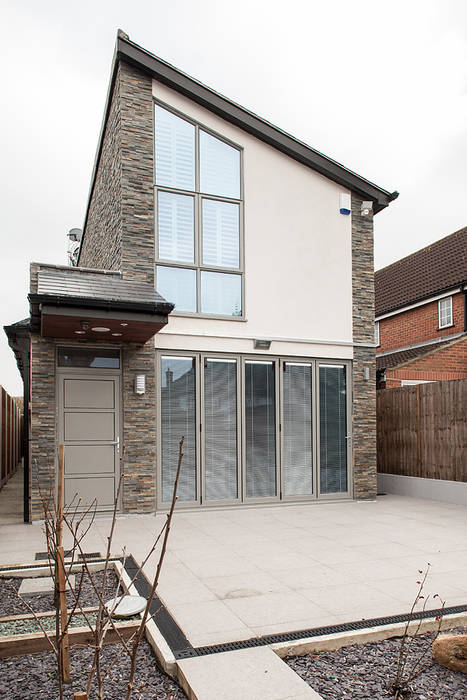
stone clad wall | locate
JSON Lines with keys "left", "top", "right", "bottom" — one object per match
{"left": 121, "top": 341, "right": 157, "bottom": 512}
{"left": 119, "top": 61, "right": 155, "bottom": 285}
{"left": 351, "top": 193, "right": 377, "bottom": 499}
{"left": 30, "top": 334, "right": 56, "bottom": 520}
{"left": 79, "top": 65, "right": 123, "bottom": 271}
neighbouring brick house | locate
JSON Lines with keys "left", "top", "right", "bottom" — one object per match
{"left": 5, "top": 31, "right": 398, "bottom": 521}
{"left": 375, "top": 226, "right": 467, "bottom": 388}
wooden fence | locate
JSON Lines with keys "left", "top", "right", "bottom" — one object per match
{"left": 377, "top": 378, "right": 467, "bottom": 482}
{"left": 0, "top": 386, "right": 23, "bottom": 490}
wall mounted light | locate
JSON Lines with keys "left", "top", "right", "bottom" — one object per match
{"left": 364, "top": 367, "right": 370, "bottom": 381}
{"left": 254, "top": 339, "right": 271, "bottom": 350}
{"left": 134, "top": 375, "right": 146, "bottom": 395}
{"left": 361, "top": 201, "right": 373, "bottom": 217}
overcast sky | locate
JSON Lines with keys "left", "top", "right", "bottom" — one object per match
{"left": 1, "top": 0, "right": 466, "bottom": 395}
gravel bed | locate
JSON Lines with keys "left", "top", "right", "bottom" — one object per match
{"left": 0, "top": 570, "right": 122, "bottom": 617}
{"left": 0, "top": 638, "right": 187, "bottom": 699}
{"left": 286, "top": 626, "right": 467, "bottom": 699}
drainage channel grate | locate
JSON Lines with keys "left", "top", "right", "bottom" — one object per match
{"left": 35, "top": 551, "right": 102, "bottom": 561}
{"left": 123, "top": 555, "right": 197, "bottom": 660}
{"left": 193, "top": 604, "right": 467, "bottom": 657}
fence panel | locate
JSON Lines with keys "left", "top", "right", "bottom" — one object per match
{"left": 0, "top": 386, "right": 23, "bottom": 490}
{"left": 377, "top": 379, "right": 467, "bottom": 482}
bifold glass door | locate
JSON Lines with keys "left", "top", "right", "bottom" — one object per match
{"left": 158, "top": 353, "right": 350, "bottom": 507}
{"left": 203, "top": 358, "right": 239, "bottom": 501}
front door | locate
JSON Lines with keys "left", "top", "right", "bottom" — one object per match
{"left": 57, "top": 373, "right": 121, "bottom": 510}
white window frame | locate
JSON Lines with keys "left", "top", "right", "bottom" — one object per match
{"left": 375, "top": 321, "right": 380, "bottom": 346}
{"left": 438, "top": 296, "right": 453, "bottom": 329}
{"left": 154, "top": 101, "right": 245, "bottom": 320}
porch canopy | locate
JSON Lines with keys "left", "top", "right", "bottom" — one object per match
{"left": 28, "top": 265, "right": 174, "bottom": 343}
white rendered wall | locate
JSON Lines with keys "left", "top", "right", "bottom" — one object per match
{"left": 378, "top": 473, "right": 467, "bottom": 507}
{"left": 153, "top": 80, "right": 353, "bottom": 360}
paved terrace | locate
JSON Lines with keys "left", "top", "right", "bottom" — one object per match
{"left": 1, "top": 493, "right": 466, "bottom": 698}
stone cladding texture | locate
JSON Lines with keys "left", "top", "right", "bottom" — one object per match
{"left": 121, "top": 341, "right": 157, "bottom": 512}
{"left": 351, "top": 194, "right": 377, "bottom": 499}
{"left": 30, "top": 334, "right": 56, "bottom": 520}
{"left": 79, "top": 64, "right": 123, "bottom": 272}
{"left": 120, "top": 62, "right": 155, "bottom": 285}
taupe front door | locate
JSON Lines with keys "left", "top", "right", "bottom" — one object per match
{"left": 57, "top": 373, "right": 121, "bottom": 510}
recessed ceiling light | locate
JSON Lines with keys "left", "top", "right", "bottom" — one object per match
{"left": 111, "top": 332, "right": 123, "bottom": 337}
{"left": 74, "top": 330, "right": 86, "bottom": 335}
{"left": 120, "top": 323, "right": 128, "bottom": 327}
{"left": 91, "top": 327, "right": 110, "bottom": 333}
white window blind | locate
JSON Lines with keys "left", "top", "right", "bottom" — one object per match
{"left": 319, "top": 365, "right": 347, "bottom": 494}
{"left": 201, "top": 271, "right": 242, "bottom": 316}
{"left": 202, "top": 199, "right": 239, "bottom": 268}
{"left": 155, "top": 106, "right": 195, "bottom": 191}
{"left": 157, "top": 266, "right": 196, "bottom": 312}
{"left": 158, "top": 191, "right": 194, "bottom": 263}
{"left": 161, "top": 357, "right": 197, "bottom": 502}
{"left": 199, "top": 130, "right": 240, "bottom": 199}
{"left": 245, "top": 361, "right": 276, "bottom": 498}
{"left": 204, "top": 359, "right": 238, "bottom": 500}
{"left": 283, "top": 363, "right": 313, "bottom": 496}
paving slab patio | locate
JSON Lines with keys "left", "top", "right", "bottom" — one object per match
{"left": 0, "top": 495, "right": 466, "bottom": 698}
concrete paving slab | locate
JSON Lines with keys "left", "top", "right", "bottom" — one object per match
{"left": 19, "top": 574, "right": 75, "bottom": 595}
{"left": 177, "top": 646, "right": 322, "bottom": 700}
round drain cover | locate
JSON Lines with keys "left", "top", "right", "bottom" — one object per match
{"left": 105, "top": 594, "right": 147, "bottom": 618}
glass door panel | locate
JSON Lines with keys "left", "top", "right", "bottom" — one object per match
{"left": 204, "top": 358, "right": 238, "bottom": 501}
{"left": 161, "top": 356, "right": 197, "bottom": 502}
{"left": 245, "top": 360, "right": 277, "bottom": 498}
{"left": 319, "top": 364, "right": 348, "bottom": 494}
{"left": 283, "top": 362, "right": 313, "bottom": 496}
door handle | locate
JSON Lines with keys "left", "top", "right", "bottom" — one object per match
{"left": 110, "top": 437, "right": 120, "bottom": 452}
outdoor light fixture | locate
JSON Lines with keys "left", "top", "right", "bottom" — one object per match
{"left": 364, "top": 367, "right": 370, "bottom": 381}
{"left": 361, "top": 201, "right": 373, "bottom": 217}
{"left": 254, "top": 339, "right": 271, "bottom": 350}
{"left": 134, "top": 375, "right": 146, "bottom": 395}
{"left": 111, "top": 332, "right": 123, "bottom": 337}
{"left": 91, "top": 327, "right": 111, "bottom": 333}
{"left": 74, "top": 330, "right": 85, "bottom": 335}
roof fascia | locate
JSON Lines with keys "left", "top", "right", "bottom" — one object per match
{"left": 28, "top": 292, "right": 174, "bottom": 316}
{"left": 118, "top": 36, "right": 397, "bottom": 212}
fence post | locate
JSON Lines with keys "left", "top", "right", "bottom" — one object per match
{"left": 416, "top": 384, "right": 422, "bottom": 478}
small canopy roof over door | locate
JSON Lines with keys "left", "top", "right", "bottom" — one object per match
{"left": 28, "top": 264, "right": 174, "bottom": 343}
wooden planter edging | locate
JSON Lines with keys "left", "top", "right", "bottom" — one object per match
{"left": 0, "top": 619, "right": 140, "bottom": 659}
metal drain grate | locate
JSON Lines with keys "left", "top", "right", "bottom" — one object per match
{"left": 123, "top": 555, "right": 196, "bottom": 660}
{"left": 34, "top": 551, "right": 102, "bottom": 561}
{"left": 194, "top": 604, "right": 467, "bottom": 656}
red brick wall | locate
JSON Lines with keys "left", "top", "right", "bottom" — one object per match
{"left": 383, "top": 336, "right": 467, "bottom": 387}
{"left": 377, "top": 292, "right": 464, "bottom": 353}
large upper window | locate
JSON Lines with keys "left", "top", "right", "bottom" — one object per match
{"left": 155, "top": 105, "right": 243, "bottom": 317}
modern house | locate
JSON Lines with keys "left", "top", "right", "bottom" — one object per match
{"left": 375, "top": 226, "right": 467, "bottom": 389}
{"left": 5, "top": 31, "right": 398, "bottom": 521}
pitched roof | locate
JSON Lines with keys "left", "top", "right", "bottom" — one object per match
{"left": 80, "top": 31, "right": 397, "bottom": 253}
{"left": 376, "top": 334, "right": 466, "bottom": 371}
{"left": 375, "top": 226, "right": 467, "bottom": 316}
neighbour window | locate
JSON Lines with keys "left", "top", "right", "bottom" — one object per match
{"left": 438, "top": 297, "right": 453, "bottom": 328}
{"left": 374, "top": 321, "right": 380, "bottom": 346}
{"left": 155, "top": 104, "right": 243, "bottom": 317}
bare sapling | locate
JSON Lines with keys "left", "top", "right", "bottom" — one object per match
{"left": 392, "top": 563, "right": 446, "bottom": 699}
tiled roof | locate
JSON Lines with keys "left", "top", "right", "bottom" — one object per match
{"left": 375, "top": 226, "right": 467, "bottom": 316}
{"left": 35, "top": 267, "right": 172, "bottom": 311}
{"left": 376, "top": 337, "right": 460, "bottom": 370}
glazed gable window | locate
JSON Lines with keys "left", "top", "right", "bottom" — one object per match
{"left": 155, "top": 105, "right": 243, "bottom": 318}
